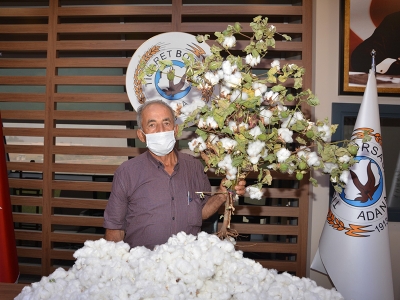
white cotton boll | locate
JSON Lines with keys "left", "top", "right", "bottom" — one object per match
{"left": 340, "top": 170, "right": 350, "bottom": 184}
{"left": 241, "top": 91, "right": 248, "bottom": 100}
{"left": 246, "top": 54, "right": 260, "bottom": 67}
{"left": 249, "top": 126, "right": 262, "bottom": 138}
{"left": 188, "top": 136, "right": 206, "bottom": 152}
{"left": 264, "top": 90, "right": 279, "bottom": 103}
{"left": 208, "top": 134, "right": 219, "bottom": 145}
{"left": 198, "top": 118, "right": 207, "bottom": 128}
{"left": 252, "top": 82, "right": 267, "bottom": 96}
{"left": 224, "top": 73, "right": 241, "bottom": 89}
{"left": 219, "top": 137, "right": 237, "bottom": 151}
{"left": 280, "top": 115, "right": 296, "bottom": 128}
{"left": 318, "top": 124, "right": 332, "bottom": 142}
{"left": 247, "top": 140, "right": 265, "bottom": 157}
{"left": 225, "top": 166, "right": 238, "bottom": 180}
{"left": 278, "top": 127, "right": 293, "bottom": 143}
{"left": 228, "top": 121, "right": 238, "bottom": 132}
{"left": 271, "top": 59, "right": 280, "bottom": 70}
{"left": 276, "top": 147, "right": 291, "bottom": 162}
{"left": 293, "top": 111, "right": 304, "bottom": 121}
{"left": 297, "top": 149, "right": 308, "bottom": 159}
{"left": 197, "top": 82, "right": 210, "bottom": 91}
{"left": 220, "top": 85, "right": 231, "bottom": 97}
{"left": 217, "top": 69, "right": 224, "bottom": 79}
{"left": 204, "top": 71, "right": 219, "bottom": 86}
{"left": 323, "top": 162, "right": 338, "bottom": 174}
{"left": 307, "top": 152, "right": 321, "bottom": 167}
{"left": 222, "top": 60, "right": 233, "bottom": 75}
{"left": 339, "top": 154, "right": 350, "bottom": 163}
{"left": 230, "top": 89, "right": 241, "bottom": 102}
{"left": 222, "top": 35, "right": 236, "bottom": 48}
{"left": 245, "top": 186, "right": 263, "bottom": 200}
{"left": 248, "top": 155, "right": 261, "bottom": 164}
{"left": 260, "top": 108, "right": 273, "bottom": 125}
{"left": 206, "top": 116, "right": 218, "bottom": 129}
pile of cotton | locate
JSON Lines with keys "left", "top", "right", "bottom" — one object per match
{"left": 16, "top": 231, "right": 343, "bottom": 300}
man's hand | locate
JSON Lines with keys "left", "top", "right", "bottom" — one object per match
{"left": 104, "top": 229, "right": 125, "bottom": 243}
{"left": 233, "top": 179, "right": 246, "bottom": 196}
{"left": 219, "top": 179, "right": 246, "bottom": 196}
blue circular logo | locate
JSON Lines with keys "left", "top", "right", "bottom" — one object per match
{"left": 154, "top": 60, "right": 192, "bottom": 100}
{"left": 340, "top": 156, "right": 383, "bottom": 207}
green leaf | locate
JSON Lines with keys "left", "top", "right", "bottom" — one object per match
{"left": 243, "top": 73, "right": 253, "bottom": 84}
{"left": 286, "top": 93, "right": 294, "bottom": 102}
{"left": 260, "top": 169, "right": 272, "bottom": 185}
{"left": 257, "top": 133, "right": 268, "bottom": 141}
{"left": 309, "top": 177, "right": 318, "bottom": 187}
{"left": 307, "top": 95, "right": 320, "bottom": 106}
{"left": 234, "top": 134, "right": 247, "bottom": 154}
{"left": 221, "top": 127, "right": 234, "bottom": 135}
{"left": 232, "top": 155, "right": 244, "bottom": 167}
{"left": 271, "top": 85, "right": 286, "bottom": 92}
{"left": 296, "top": 136, "right": 307, "bottom": 145}
{"left": 234, "top": 22, "right": 242, "bottom": 33}
{"left": 333, "top": 185, "right": 343, "bottom": 193}
{"left": 291, "top": 120, "right": 306, "bottom": 132}
{"left": 196, "top": 34, "right": 210, "bottom": 43}
{"left": 167, "top": 69, "right": 175, "bottom": 81}
{"left": 278, "top": 75, "right": 288, "bottom": 82}
{"left": 144, "top": 64, "right": 158, "bottom": 76}
{"left": 195, "top": 128, "right": 208, "bottom": 141}
{"left": 293, "top": 77, "right": 303, "bottom": 89}
{"left": 158, "top": 60, "right": 173, "bottom": 71}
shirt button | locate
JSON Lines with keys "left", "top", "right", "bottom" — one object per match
{"left": 172, "top": 197, "right": 174, "bottom": 200}
{"left": 172, "top": 217, "right": 175, "bottom": 220}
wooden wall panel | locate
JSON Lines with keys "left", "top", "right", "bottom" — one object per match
{"left": 0, "top": 0, "right": 313, "bottom": 282}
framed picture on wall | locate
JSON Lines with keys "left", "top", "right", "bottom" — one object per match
{"left": 340, "top": 0, "right": 400, "bottom": 95}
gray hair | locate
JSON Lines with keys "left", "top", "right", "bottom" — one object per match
{"left": 136, "top": 100, "right": 176, "bottom": 130}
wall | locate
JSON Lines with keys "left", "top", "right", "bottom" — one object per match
{"left": 0, "top": 0, "right": 314, "bottom": 282}
{"left": 311, "top": 1, "right": 400, "bottom": 298}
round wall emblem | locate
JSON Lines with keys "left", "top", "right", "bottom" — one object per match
{"left": 126, "top": 32, "right": 212, "bottom": 124}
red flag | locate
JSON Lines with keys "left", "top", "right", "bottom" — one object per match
{"left": 0, "top": 113, "right": 19, "bottom": 283}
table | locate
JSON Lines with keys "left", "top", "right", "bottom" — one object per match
{"left": 0, "top": 283, "right": 28, "bottom": 300}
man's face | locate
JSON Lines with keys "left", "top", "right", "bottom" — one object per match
{"left": 140, "top": 103, "right": 177, "bottom": 134}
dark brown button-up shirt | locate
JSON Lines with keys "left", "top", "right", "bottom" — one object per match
{"left": 103, "top": 150, "right": 211, "bottom": 249}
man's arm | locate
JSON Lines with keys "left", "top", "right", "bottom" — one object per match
{"left": 104, "top": 229, "right": 125, "bottom": 243}
{"left": 202, "top": 180, "right": 246, "bottom": 220}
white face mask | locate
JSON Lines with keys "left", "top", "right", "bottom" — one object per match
{"left": 143, "top": 130, "right": 176, "bottom": 156}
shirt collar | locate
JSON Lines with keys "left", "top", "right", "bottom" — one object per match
{"left": 146, "top": 149, "right": 180, "bottom": 170}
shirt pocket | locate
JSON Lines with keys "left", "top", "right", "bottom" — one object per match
{"left": 187, "top": 194, "right": 203, "bottom": 227}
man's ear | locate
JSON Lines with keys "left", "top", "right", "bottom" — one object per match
{"left": 137, "top": 129, "right": 146, "bottom": 143}
{"left": 174, "top": 124, "right": 179, "bottom": 137}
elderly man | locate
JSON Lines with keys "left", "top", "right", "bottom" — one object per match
{"left": 103, "top": 100, "right": 246, "bottom": 249}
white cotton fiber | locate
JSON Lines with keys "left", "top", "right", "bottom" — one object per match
{"left": 15, "top": 232, "right": 344, "bottom": 300}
